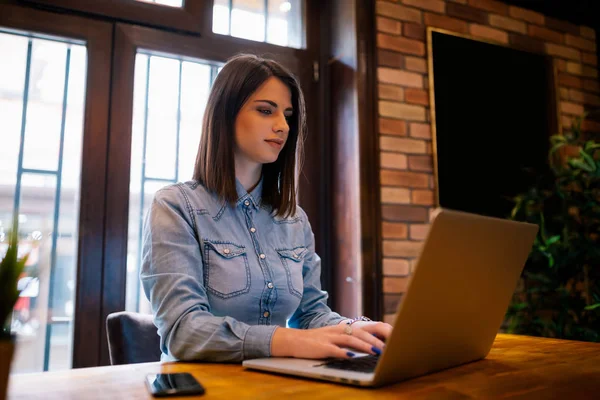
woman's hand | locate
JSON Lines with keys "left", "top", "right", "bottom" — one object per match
{"left": 270, "top": 322, "right": 390, "bottom": 359}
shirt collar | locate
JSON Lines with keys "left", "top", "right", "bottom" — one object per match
{"left": 235, "top": 177, "right": 263, "bottom": 210}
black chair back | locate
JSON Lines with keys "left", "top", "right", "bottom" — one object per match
{"left": 106, "top": 311, "right": 161, "bottom": 365}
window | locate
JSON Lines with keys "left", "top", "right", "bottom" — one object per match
{"left": 135, "top": 0, "right": 183, "bottom": 7}
{"left": 125, "top": 52, "right": 221, "bottom": 314}
{"left": 213, "top": 0, "right": 304, "bottom": 48}
{"left": 0, "top": 30, "right": 87, "bottom": 372}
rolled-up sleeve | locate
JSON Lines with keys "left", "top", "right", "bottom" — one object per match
{"left": 140, "top": 186, "right": 277, "bottom": 362}
{"left": 288, "top": 209, "right": 348, "bottom": 329}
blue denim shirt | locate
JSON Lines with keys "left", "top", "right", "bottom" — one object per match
{"left": 140, "top": 178, "right": 347, "bottom": 363}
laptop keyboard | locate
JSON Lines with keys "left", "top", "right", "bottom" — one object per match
{"left": 317, "top": 355, "right": 379, "bottom": 373}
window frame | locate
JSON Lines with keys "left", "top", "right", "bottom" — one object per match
{"left": 0, "top": 3, "right": 113, "bottom": 369}
{"left": 19, "top": 0, "right": 208, "bottom": 35}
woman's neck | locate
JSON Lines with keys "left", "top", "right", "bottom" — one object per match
{"left": 235, "top": 158, "right": 262, "bottom": 192}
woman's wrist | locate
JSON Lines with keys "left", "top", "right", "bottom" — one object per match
{"left": 270, "top": 327, "right": 292, "bottom": 357}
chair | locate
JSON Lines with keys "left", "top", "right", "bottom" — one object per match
{"left": 106, "top": 311, "right": 162, "bottom": 365}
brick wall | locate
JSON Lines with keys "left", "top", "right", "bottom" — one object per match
{"left": 375, "top": 0, "right": 599, "bottom": 324}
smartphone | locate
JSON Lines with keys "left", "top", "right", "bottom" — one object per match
{"left": 145, "top": 373, "right": 206, "bottom": 397}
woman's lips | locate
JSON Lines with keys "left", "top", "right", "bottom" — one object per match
{"left": 265, "top": 139, "right": 283, "bottom": 149}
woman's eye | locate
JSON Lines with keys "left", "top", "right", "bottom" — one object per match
{"left": 258, "top": 109, "right": 272, "bottom": 115}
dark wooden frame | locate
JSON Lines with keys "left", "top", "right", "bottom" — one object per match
{"left": 328, "top": 0, "right": 382, "bottom": 320}
{"left": 19, "top": 0, "right": 207, "bottom": 35}
{"left": 101, "top": 16, "right": 321, "bottom": 364}
{"left": 0, "top": 3, "right": 113, "bottom": 368}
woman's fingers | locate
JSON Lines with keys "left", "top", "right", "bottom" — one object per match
{"left": 355, "top": 322, "right": 393, "bottom": 341}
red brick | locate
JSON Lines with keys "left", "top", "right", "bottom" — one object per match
{"left": 581, "top": 26, "right": 596, "bottom": 40}
{"left": 378, "top": 67, "right": 424, "bottom": 87}
{"left": 383, "top": 258, "right": 410, "bottom": 276}
{"left": 380, "top": 170, "right": 429, "bottom": 188}
{"left": 558, "top": 74, "right": 583, "bottom": 90}
{"left": 467, "top": 0, "right": 507, "bottom": 15}
{"left": 376, "top": 1, "right": 422, "bottom": 24}
{"left": 545, "top": 43, "right": 581, "bottom": 61}
{"left": 379, "top": 101, "right": 427, "bottom": 121}
{"left": 378, "top": 33, "right": 426, "bottom": 56}
{"left": 380, "top": 117, "right": 407, "bottom": 136}
{"left": 546, "top": 17, "right": 580, "bottom": 36}
{"left": 380, "top": 152, "right": 408, "bottom": 170}
{"left": 556, "top": 59, "right": 567, "bottom": 72}
{"left": 446, "top": 3, "right": 487, "bottom": 24}
{"left": 384, "top": 294, "right": 403, "bottom": 314}
{"left": 405, "top": 88, "right": 429, "bottom": 105}
{"left": 411, "top": 189, "right": 435, "bottom": 205}
{"left": 469, "top": 24, "right": 509, "bottom": 44}
{"left": 378, "top": 50, "right": 404, "bottom": 68}
{"left": 405, "top": 56, "right": 427, "bottom": 73}
{"left": 561, "top": 102, "right": 585, "bottom": 116}
{"left": 409, "top": 223, "right": 430, "bottom": 240}
{"left": 403, "top": 22, "right": 425, "bottom": 41}
{"left": 381, "top": 186, "right": 410, "bottom": 204}
{"left": 583, "top": 79, "right": 600, "bottom": 94}
{"left": 508, "top": 6, "right": 544, "bottom": 25}
{"left": 402, "top": 0, "right": 445, "bottom": 14}
{"left": 489, "top": 14, "right": 527, "bottom": 34}
{"left": 379, "top": 84, "right": 405, "bottom": 101}
{"left": 582, "top": 53, "right": 597, "bottom": 67}
{"left": 528, "top": 25, "right": 563, "bottom": 44}
{"left": 377, "top": 16, "right": 402, "bottom": 35}
{"left": 383, "top": 276, "right": 410, "bottom": 293}
{"left": 409, "top": 122, "right": 431, "bottom": 139}
{"left": 424, "top": 12, "right": 468, "bottom": 34}
{"left": 383, "top": 239, "right": 424, "bottom": 257}
{"left": 582, "top": 119, "right": 600, "bottom": 133}
{"left": 382, "top": 221, "right": 409, "bottom": 238}
{"left": 408, "top": 155, "right": 433, "bottom": 171}
{"left": 509, "top": 34, "right": 545, "bottom": 54}
{"left": 380, "top": 136, "right": 427, "bottom": 153}
{"left": 565, "top": 34, "right": 596, "bottom": 52}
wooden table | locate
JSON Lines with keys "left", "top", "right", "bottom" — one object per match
{"left": 8, "top": 334, "right": 600, "bottom": 399}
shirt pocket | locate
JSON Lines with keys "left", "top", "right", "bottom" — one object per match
{"left": 276, "top": 246, "right": 309, "bottom": 299}
{"left": 204, "top": 240, "right": 251, "bottom": 299}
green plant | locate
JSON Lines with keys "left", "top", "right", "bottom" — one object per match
{"left": 506, "top": 112, "right": 600, "bottom": 342}
{"left": 0, "top": 217, "right": 29, "bottom": 340}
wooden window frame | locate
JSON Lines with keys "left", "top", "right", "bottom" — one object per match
{"left": 19, "top": 0, "right": 208, "bottom": 35}
{"left": 0, "top": 3, "right": 112, "bottom": 368}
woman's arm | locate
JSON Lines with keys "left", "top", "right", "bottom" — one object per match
{"left": 140, "top": 185, "right": 277, "bottom": 362}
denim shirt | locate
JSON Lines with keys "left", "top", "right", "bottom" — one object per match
{"left": 140, "top": 178, "right": 347, "bottom": 363}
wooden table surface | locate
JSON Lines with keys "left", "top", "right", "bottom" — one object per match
{"left": 8, "top": 334, "right": 600, "bottom": 399}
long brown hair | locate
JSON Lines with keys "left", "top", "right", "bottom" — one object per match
{"left": 193, "top": 53, "right": 306, "bottom": 218}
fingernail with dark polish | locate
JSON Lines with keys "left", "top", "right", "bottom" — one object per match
{"left": 372, "top": 333, "right": 378, "bottom": 337}
{"left": 371, "top": 346, "right": 382, "bottom": 355}
{"left": 347, "top": 352, "right": 356, "bottom": 357}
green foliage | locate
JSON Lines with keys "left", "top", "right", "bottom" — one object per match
{"left": 0, "top": 216, "right": 31, "bottom": 340}
{"left": 506, "top": 113, "right": 600, "bottom": 342}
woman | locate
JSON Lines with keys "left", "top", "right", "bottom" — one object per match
{"left": 141, "top": 53, "right": 392, "bottom": 363}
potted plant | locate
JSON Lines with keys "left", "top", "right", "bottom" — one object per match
{"left": 506, "top": 112, "right": 600, "bottom": 342}
{"left": 0, "top": 216, "right": 29, "bottom": 400}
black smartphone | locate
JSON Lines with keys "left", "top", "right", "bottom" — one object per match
{"left": 145, "top": 373, "right": 205, "bottom": 397}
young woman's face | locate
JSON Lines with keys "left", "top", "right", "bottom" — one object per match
{"left": 234, "top": 76, "right": 293, "bottom": 168}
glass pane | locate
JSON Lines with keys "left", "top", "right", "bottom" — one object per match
{"left": 0, "top": 30, "right": 87, "bottom": 374}
{"left": 126, "top": 52, "right": 219, "bottom": 314}
{"left": 213, "top": 0, "right": 304, "bottom": 48}
{"left": 135, "top": 0, "right": 183, "bottom": 7}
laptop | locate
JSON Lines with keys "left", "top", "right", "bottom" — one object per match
{"left": 242, "top": 208, "right": 538, "bottom": 387}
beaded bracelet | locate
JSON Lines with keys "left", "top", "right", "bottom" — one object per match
{"left": 346, "top": 316, "right": 372, "bottom": 325}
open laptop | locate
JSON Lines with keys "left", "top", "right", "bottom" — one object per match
{"left": 242, "top": 208, "right": 538, "bottom": 387}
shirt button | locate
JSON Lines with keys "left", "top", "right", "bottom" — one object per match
{"left": 267, "top": 282, "right": 274, "bottom": 289}
{"left": 244, "top": 200, "right": 250, "bottom": 206}
{"left": 263, "top": 311, "right": 270, "bottom": 318}
{"left": 259, "top": 254, "right": 266, "bottom": 259}
{"left": 250, "top": 227, "right": 256, "bottom": 233}
{"left": 223, "top": 248, "right": 230, "bottom": 254}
